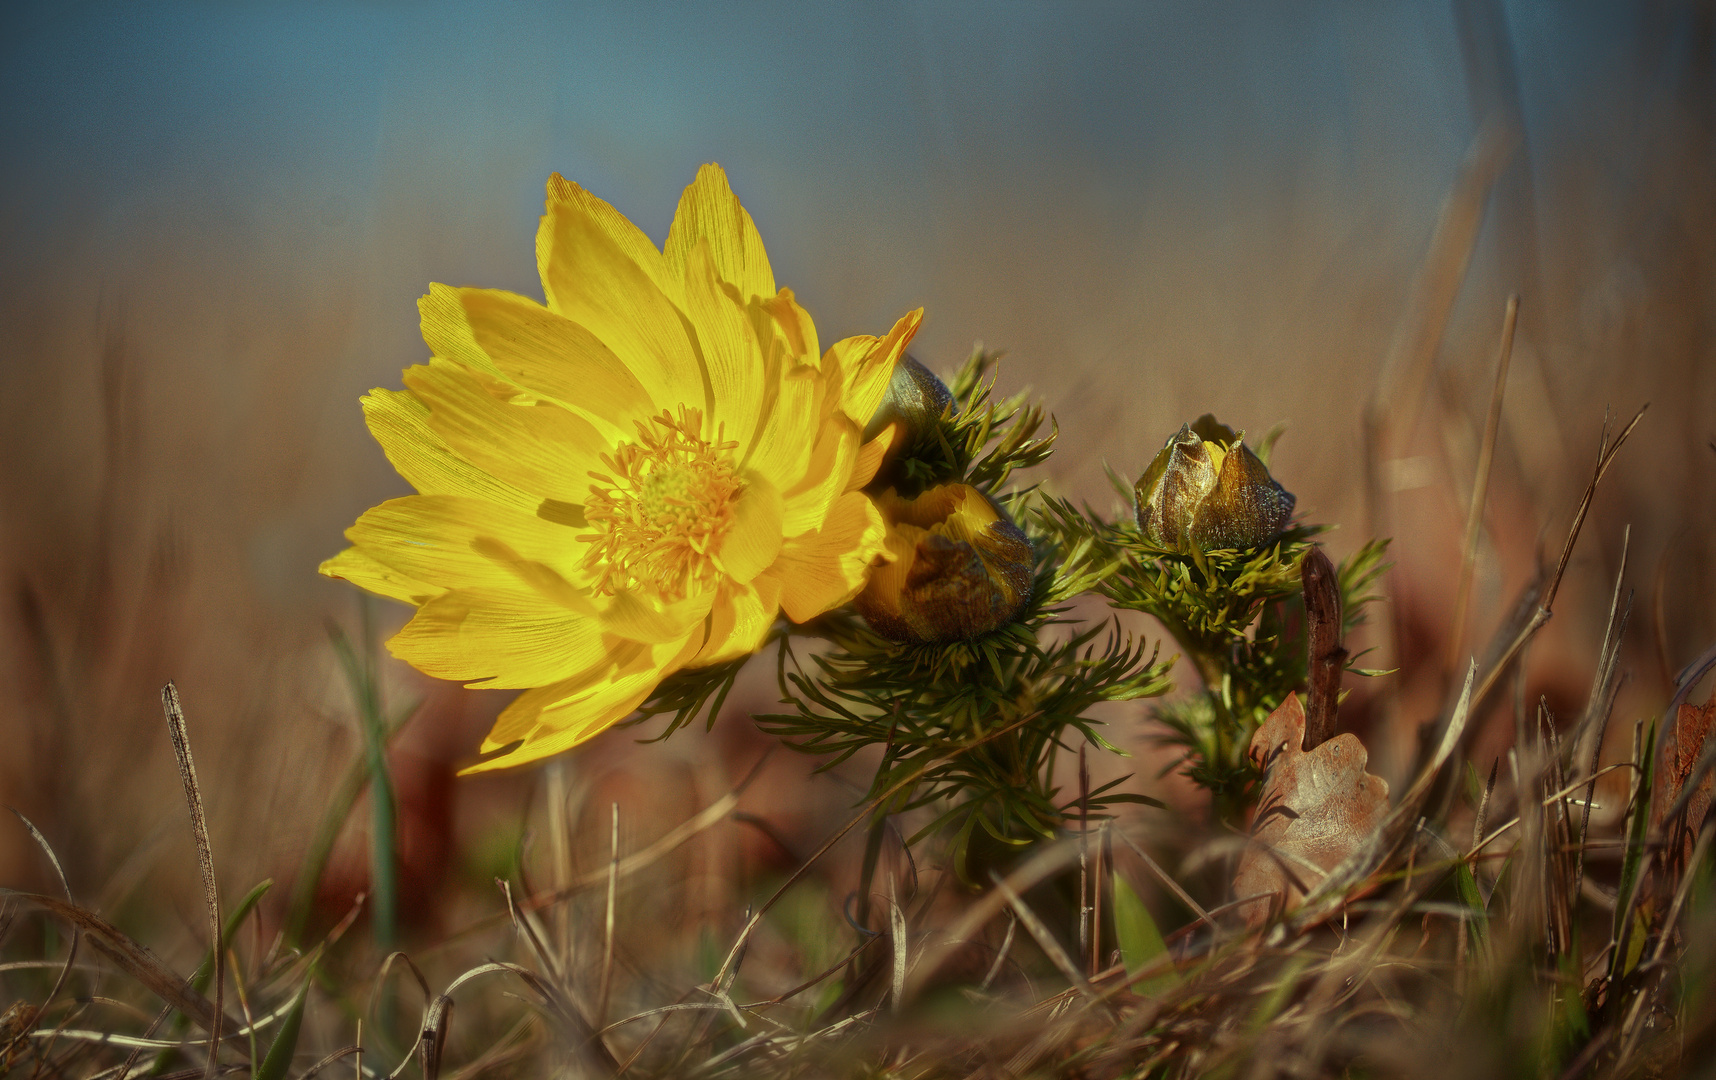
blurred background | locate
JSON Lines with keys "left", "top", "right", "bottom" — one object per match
{"left": 0, "top": 0, "right": 1711, "bottom": 960}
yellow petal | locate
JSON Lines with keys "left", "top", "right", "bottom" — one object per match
{"left": 417, "top": 282, "right": 506, "bottom": 379}
{"left": 540, "top": 174, "right": 680, "bottom": 304}
{"left": 759, "top": 289, "right": 820, "bottom": 370}
{"left": 360, "top": 388, "right": 537, "bottom": 512}
{"left": 681, "top": 240, "right": 767, "bottom": 448}
{"left": 663, "top": 163, "right": 776, "bottom": 304}
{"left": 429, "top": 285, "right": 658, "bottom": 439}
{"left": 828, "top": 308, "right": 924, "bottom": 428}
{"left": 599, "top": 588, "right": 716, "bottom": 644}
{"left": 403, "top": 360, "right": 609, "bottom": 504}
{"left": 763, "top": 490, "right": 888, "bottom": 623}
{"left": 318, "top": 546, "right": 438, "bottom": 606}
{"left": 778, "top": 417, "right": 859, "bottom": 538}
{"left": 715, "top": 471, "right": 783, "bottom": 584}
{"left": 697, "top": 575, "right": 784, "bottom": 665}
{"left": 341, "top": 495, "right": 588, "bottom": 597}
{"left": 847, "top": 426, "right": 896, "bottom": 492}
{"left": 462, "top": 633, "right": 704, "bottom": 772}
{"left": 742, "top": 361, "right": 827, "bottom": 491}
{"left": 388, "top": 587, "right": 608, "bottom": 689}
{"left": 537, "top": 197, "right": 710, "bottom": 421}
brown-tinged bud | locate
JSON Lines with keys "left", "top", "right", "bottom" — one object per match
{"left": 1134, "top": 414, "right": 1295, "bottom": 551}
{"left": 855, "top": 483, "right": 1034, "bottom": 643}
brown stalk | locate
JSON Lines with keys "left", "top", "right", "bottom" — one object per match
{"left": 1300, "top": 547, "right": 1345, "bottom": 751}
{"left": 161, "top": 682, "right": 223, "bottom": 1079}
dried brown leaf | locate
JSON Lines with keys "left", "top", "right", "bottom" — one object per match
{"left": 1232, "top": 694, "right": 1390, "bottom": 927}
{"left": 1652, "top": 695, "right": 1715, "bottom": 874}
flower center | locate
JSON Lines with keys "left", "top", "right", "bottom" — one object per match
{"left": 582, "top": 407, "right": 741, "bottom": 600}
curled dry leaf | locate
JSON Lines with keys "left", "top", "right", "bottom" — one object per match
{"left": 1651, "top": 694, "right": 1715, "bottom": 877}
{"left": 1232, "top": 693, "right": 1390, "bottom": 927}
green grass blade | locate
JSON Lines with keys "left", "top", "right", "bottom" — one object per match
{"left": 1111, "top": 871, "right": 1176, "bottom": 994}
{"left": 253, "top": 969, "right": 312, "bottom": 1080}
{"left": 1453, "top": 861, "right": 1489, "bottom": 952}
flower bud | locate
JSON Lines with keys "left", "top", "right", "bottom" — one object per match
{"left": 1134, "top": 414, "right": 1295, "bottom": 551}
{"left": 861, "top": 355, "right": 956, "bottom": 492}
{"left": 856, "top": 483, "right": 1034, "bottom": 643}
{"left": 863, "top": 354, "right": 954, "bottom": 444}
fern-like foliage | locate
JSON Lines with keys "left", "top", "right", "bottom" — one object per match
{"left": 755, "top": 537, "right": 1172, "bottom": 879}
{"left": 1038, "top": 491, "right": 1391, "bottom": 818}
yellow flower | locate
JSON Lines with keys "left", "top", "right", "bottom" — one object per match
{"left": 854, "top": 484, "right": 1034, "bottom": 643}
{"left": 321, "top": 165, "right": 922, "bottom": 771}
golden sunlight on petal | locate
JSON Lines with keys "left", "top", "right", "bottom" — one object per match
{"left": 697, "top": 575, "right": 784, "bottom": 665}
{"left": 360, "top": 388, "right": 538, "bottom": 512}
{"left": 389, "top": 586, "right": 608, "bottom": 689}
{"left": 599, "top": 588, "right": 718, "bottom": 644}
{"left": 829, "top": 308, "right": 924, "bottom": 429}
{"left": 538, "top": 199, "right": 709, "bottom": 417}
{"left": 778, "top": 417, "right": 859, "bottom": 538}
{"left": 340, "top": 495, "right": 586, "bottom": 595}
{"left": 318, "top": 546, "right": 438, "bottom": 606}
{"left": 403, "top": 360, "right": 609, "bottom": 504}
{"left": 758, "top": 290, "right": 820, "bottom": 370}
{"left": 464, "top": 634, "right": 704, "bottom": 773}
{"left": 663, "top": 163, "right": 776, "bottom": 305}
{"left": 681, "top": 241, "right": 766, "bottom": 448}
{"left": 541, "top": 173, "right": 680, "bottom": 305}
{"left": 715, "top": 472, "right": 784, "bottom": 584}
{"left": 743, "top": 363, "right": 827, "bottom": 490}
{"left": 426, "top": 284, "right": 658, "bottom": 438}
{"left": 846, "top": 425, "right": 895, "bottom": 492}
{"left": 763, "top": 490, "right": 888, "bottom": 623}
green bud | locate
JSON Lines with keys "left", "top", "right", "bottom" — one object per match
{"left": 1135, "top": 414, "right": 1295, "bottom": 551}
{"left": 855, "top": 483, "right": 1034, "bottom": 643}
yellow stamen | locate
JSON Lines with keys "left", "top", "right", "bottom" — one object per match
{"left": 581, "top": 408, "right": 741, "bottom": 600}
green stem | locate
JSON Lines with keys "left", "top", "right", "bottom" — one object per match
{"left": 327, "top": 603, "right": 398, "bottom": 956}
{"left": 359, "top": 600, "right": 398, "bottom": 956}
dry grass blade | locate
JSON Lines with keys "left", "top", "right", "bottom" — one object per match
{"left": 1573, "top": 528, "right": 1632, "bottom": 909}
{"left": 7, "top": 809, "right": 80, "bottom": 1056}
{"left": 979, "top": 912, "right": 1018, "bottom": 992}
{"left": 902, "top": 839, "right": 1079, "bottom": 1002}
{"left": 161, "top": 681, "right": 224, "bottom": 1079}
{"left": 297, "top": 1045, "right": 362, "bottom": 1079}
{"left": 442, "top": 961, "right": 618, "bottom": 1076}
{"left": 523, "top": 747, "right": 773, "bottom": 915}
{"left": 1447, "top": 294, "right": 1519, "bottom": 676}
{"left": 1117, "top": 831, "right": 1212, "bottom": 926}
{"left": 599, "top": 802, "right": 619, "bottom": 1028}
{"left": 1467, "top": 403, "right": 1647, "bottom": 713}
{"left": 416, "top": 994, "right": 453, "bottom": 1080}
{"left": 988, "top": 870, "right": 1100, "bottom": 1006}
{"left": 709, "top": 707, "right": 1060, "bottom": 991}
{"left": 888, "top": 876, "right": 907, "bottom": 1014}
{"left": 1, "top": 891, "right": 235, "bottom": 1042}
